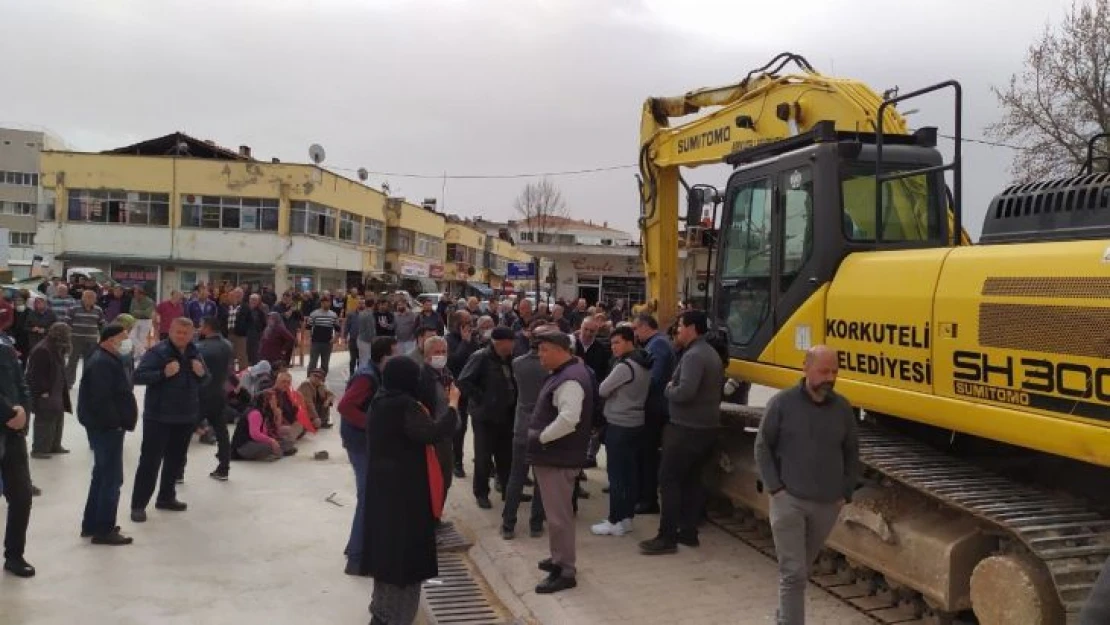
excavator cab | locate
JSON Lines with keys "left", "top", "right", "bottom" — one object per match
{"left": 698, "top": 80, "right": 962, "bottom": 362}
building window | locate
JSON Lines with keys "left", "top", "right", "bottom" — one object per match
{"left": 180, "top": 195, "right": 278, "bottom": 231}
{"left": 68, "top": 189, "right": 171, "bottom": 226}
{"left": 339, "top": 211, "right": 361, "bottom": 243}
{"left": 39, "top": 190, "right": 56, "bottom": 221}
{"left": 9, "top": 232, "right": 35, "bottom": 248}
{"left": 415, "top": 234, "right": 442, "bottom": 259}
{"left": 0, "top": 201, "right": 36, "bottom": 216}
{"left": 290, "top": 200, "right": 337, "bottom": 238}
{"left": 0, "top": 171, "right": 38, "bottom": 187}
{"left": 387, "top": 228, "right": 414, "bottom": 254}
{"left": 363, "top": 218, "right": 384, "bottom": 247}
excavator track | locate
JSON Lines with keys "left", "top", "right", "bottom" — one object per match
{"left": 712, "top": 405, "right": 1110, "bottom": 623}
{"left": 857, "top": 423, "right": 1110, "bottom": 621}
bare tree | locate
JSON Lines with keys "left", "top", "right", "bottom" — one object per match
{"left": 514, "top": 178, "right": 569, "bottom": 243}
{"left": 987, "top": 0, "right": 1110, "bottom": 181}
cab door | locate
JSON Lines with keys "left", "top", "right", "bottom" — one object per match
{"left": 714, "top": 149, "right": 828, "bottom": 364}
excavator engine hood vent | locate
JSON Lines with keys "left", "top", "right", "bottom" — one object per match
{"left": 981, "top": 173, "right": 1110, "bottom": 244}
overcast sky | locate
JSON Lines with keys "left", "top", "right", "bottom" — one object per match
{"left": 0, "top": 0, "right": 1077, "bottom": 238}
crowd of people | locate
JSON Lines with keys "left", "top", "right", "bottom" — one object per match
{"left": 2, "top": 275, "right": 1043, "bottom": 625}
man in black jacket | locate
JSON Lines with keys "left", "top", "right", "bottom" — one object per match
{"left": 446, "top": 310, "right": 479, "bottom": 478}
{"left": 0, "top": 336, "right": 34, "bottom": 577}
{"left": 457, "top": 326, "right": 518, "bottom": 509}
{"left": 130, "top": 317, "right": 209, "bottom": 523}
{"left": 77, "top": 325, "right": 139, "bottom": 546}
{"left": 196, "top": 316, "right": 234, "bottom": 481}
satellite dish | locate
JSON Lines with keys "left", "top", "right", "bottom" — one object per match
{"left": 381, "top": 182, "right": 391, "bottom": 195}
{"left": 357, "top": 167, "right": 369, "bottom": 182}
{"left": 308, "top": 144, "right": 326, "bottom": 165}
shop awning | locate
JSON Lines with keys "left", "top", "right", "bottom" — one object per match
{"left": 466, "top": 282, "right": 494, "bottom": 297}
{"left": 403, "top": 276, "right": 439, "bottom": 294}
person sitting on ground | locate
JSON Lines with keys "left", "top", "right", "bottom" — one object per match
{"left": 274, "top": 370, "right": 315, "bottom": 439}
{"left": 298, "top": 368, "right": 335, "bottom": 429}
{"left": 230, "top": 388, "right": 296, "bottom": 461}
{"left": 238, "top": 360, "right": 273, "bottom": 398}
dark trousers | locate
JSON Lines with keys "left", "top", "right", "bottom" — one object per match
{"left": 502, "top": 441, "right": 545, "bottom": 531}
{"left": 308, "top": 342, "right": 333, "bottom": 374}
{"left": 472, "top": 419, "right": 513, "bottom": 499}
{"left": 345, "top": 446, "right": 367, "bottom": 563}
{"left": 347, "top": 340, "right": 359, "bottom": 377}
{"left": 31, "top": 408, "right": 64, "bottom": 455}
{"left": 605, "top": 424, "right": 643, "bottom": 524}
{"left": 637, "top": 410, "right": 667, "bottom": 507}
{"left": 658, "top": 423, "right": 717, "bottom": 540}
{"left": 1, "top": 434, "right": 31, "bottom": 560}
{"left": 452, "top": 396, "right": 469, "bottom": 470}
{"left": 82, "top": 428, "right": 125, "bottom": 537}
{"left": 65, "top": 336, "right": 97, "bottom": 386}
{"left": 131, "top": 421, "right": 193, "bottom": 510}
{"left": 203, "top": 397, "right": 230, "bottom": 472}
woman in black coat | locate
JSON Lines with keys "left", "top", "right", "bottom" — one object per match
{"left": 361, "top": 356, "right": 458, "bottom": 625}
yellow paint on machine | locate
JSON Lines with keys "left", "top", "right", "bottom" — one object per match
{"left": 742, "top": 240, "right": 1110, "bottom": 468}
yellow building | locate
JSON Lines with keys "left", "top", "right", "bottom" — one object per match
{"left": 443, "top": 217, "right": 490, "bottom": 298}
{"left": 37, "top": 132, "right": 388, "bottom": 297}
{"left": 383, "top": 197, "right": 445, "bottom": 294}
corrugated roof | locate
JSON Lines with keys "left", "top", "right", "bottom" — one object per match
{"left": 103, "top": 131, "right": 249, "bottom": 160}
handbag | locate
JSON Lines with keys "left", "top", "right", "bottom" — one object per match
{"left": 426, "top": 445, "right": 445, "bottom": 519}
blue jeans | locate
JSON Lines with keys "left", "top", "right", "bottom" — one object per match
{"left": 605, "top": 424, "right": 643, "bottom": 524}
{"left": 344, "top": 445, "right": 368, "bottom": 563}
{"left": 83, "top": 428, "right": 125, "bottom": 537}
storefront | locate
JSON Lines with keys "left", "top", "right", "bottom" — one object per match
{"left": 555, "top": 253, "right": 646, "bottom": 306}
{"left": 110, "top": 264, "right": 160, "bottom": 296}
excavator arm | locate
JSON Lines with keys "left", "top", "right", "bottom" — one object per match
{"left": 638, "top": 53, "right": 925, "bottom": 325}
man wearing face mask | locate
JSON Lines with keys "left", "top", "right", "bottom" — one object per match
{"left": 76, "top": 324, "right": 139, "bottom": 546}
{"left": 475, "top": 316, "right": 496, "bottom": 345}
{"left": 457, "top": 326, "right": 518, "bottom": 509}
{"left": 755, "top": 345, "right": 859, "bottom": 625}
{"left": 418, "top": 336, "right": 457, "bottom": 522}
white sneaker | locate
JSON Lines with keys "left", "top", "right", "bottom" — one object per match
{"left": 591, "top": 520, "right": 628, "bottom": 536}
{"left": 620, "top": 518, "right": 634, "bottom": 533}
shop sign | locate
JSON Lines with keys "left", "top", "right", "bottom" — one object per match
{"left": 401, "top": 260, "right": 429, "bottom": 278}
{"left": 111, "top": 264, "right": 159, "bottom": 295}
{"left": 569, "top": 256, "right": 642, "bottom": 275}
{"left": 429, "top": 263, "right": 445, "bottom": 279}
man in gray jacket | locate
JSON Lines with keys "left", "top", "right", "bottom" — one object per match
{"left": 500, "top": 320, "right": 549, "bottom": 540}
{"left": 592, "top": 325, "right": 652, "bottom": 537}
{"left": 640, "top": 310, "right": 723, "bottom": 556}
{"left": 755, "top": 344, "right": 859, "bottom": 625}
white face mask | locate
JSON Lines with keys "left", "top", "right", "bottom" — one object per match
{"left": 118, "top": 338, "right": 134, "bottom": 355}
{"left": 482, "top": 329, "right": 493, "bottom": 340}
{"left": 430, "top": 355, "right": 448, "bottom": 370}
{"left": 16, "top": 305, "right": 26, "bottom": 313}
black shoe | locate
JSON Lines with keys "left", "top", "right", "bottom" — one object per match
{"left": 51, "top": 447, "right": 71, "bottom": 454}
{"left": 584, "top": 458, "right": 598, "bottom": 469}
{"left": 602, "top": 486, "right": 610, "bottom": 494}
{"left": 677, "top": 532, "right": 700, "bottom": 547}
{"left": 4, "top": 558, "right": 35, "bottom": 578}
{"left": 536, "top": 572, "right": 577, "bottom": 594}
{"left": 634, "top": 502, "right": 660, "bottom": 515}
{"left": 319, "top": 421, "right": 334, "bottom": 429}
{"left": 476, "top": 496, "right": 492, "bottom": 510}
{"left": 29, "top": 452, "right": 51, "bottom": 460}
{"left": 91, "top": 531, "right": 134, "bottom": 546}
{"left": 30, "top": 485, "right": 41, "bottom": 497}
{"left": 81, "top": 525, "right": 120, "bottom": 538}
{"left": 283, "top": 447, "right": 298, "bottom": 457}
{"left": 453, "top": 466, "right": 466, "bottom": 479}
{"left": 639, "top": 535, "right": 678, "bottom": 555}
{"left": 500, "top": 526, "right": 515, "bottom": 540}
{"left": 494, "top": 482, "right": 504, "bottom": 494}
{"left": 574, "top": 487, "right": 590, "bottom": 499}
{"left": 529, "top": 526, "right": 544, "bottom": 538}
{"left": 210, "top": 469, "right": 229, "bottom": 481}
{"left": 537, "top": 558, "right": 561, "bottom": 574}
{"left": 155, "top": 500, "right": 188, "bottom": 512}
{"left": 520, "top": 493, "right": 533, "bottom": 502}
{"left": 131, "top": 509, "right": 147, "bottom": 523}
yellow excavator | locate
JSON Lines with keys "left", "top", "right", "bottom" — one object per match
{"left": 638, "top": 53, "right": 1110, "bottom": 624}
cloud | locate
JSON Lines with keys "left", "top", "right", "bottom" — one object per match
{"left": 0, "top": 0, "right": 1078, "bottom": 237}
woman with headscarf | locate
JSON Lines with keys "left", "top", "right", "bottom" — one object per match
{"left": 23, "top": 296, "right": 56, "bottom": 353}
{"left": 26, "top": 322, "right": 73, "bottom": 458}
{"left": 257, "top": 312, "right": 295, "bottom": 368}
{"left": 360, "top": 356, "right": 460, "bottom": 625}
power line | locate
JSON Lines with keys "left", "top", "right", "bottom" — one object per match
{"left": 321, "top": 134, "right": 1027, "bottom": 182}
{"left": 324, "top": 163, "right": 637, "bottom": 180}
